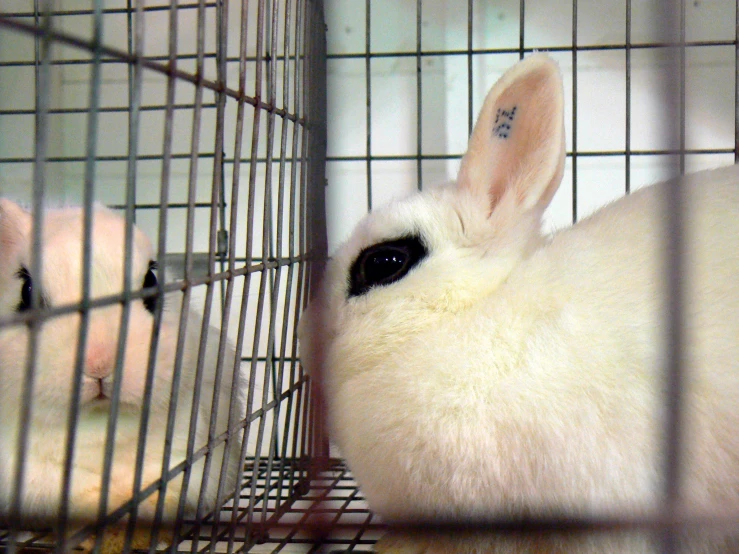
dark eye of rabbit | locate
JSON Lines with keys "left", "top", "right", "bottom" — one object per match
{"left": 16, "top": 267, "right": 33, "bottom": 312}
{"left": 142, "top": 260, "right": 159, "bottom": 314}
{"left": 349, "top": 236, "right": 427, "bottom": 297}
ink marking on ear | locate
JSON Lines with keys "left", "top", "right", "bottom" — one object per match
{"left": 493, "top": 106, "right": 517, "bottom": 139}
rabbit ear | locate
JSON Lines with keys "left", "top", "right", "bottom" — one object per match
{"left": 457, "top": 53, "right": 566, "bottom": 213}
{"left": 0, "top": 199, "right": 30, "bottom": 254}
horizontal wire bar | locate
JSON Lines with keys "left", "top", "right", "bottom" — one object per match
{"left": 0, "top": 53, "right": 300, "bottom": 68}
{"left": 0, "top": 149, "right": 727, "bottom": 165}
{"left": 2, "top": 35, "right": 727, "bottom": 69}
{"left": 326, "top": 40, "right": 736, "bottom": 60}
{"left": 238, "top": 356, "right": 300, "bottom": 363}
{"left": 327, "top": 149, "right": 735, "bottom": 163}
{"left": 0, "top": 104, "right": 217, "bottom": 115}
{"left": 0, "top": 154, "right": 307, "bottom": 163}
{"left": 108, "top": 202, "right": 221, "bottom": 209}
{"left": 0, "top": 254, "right": 313, "bottom": 329}
{"left": 0, "top": 3, "right": 216, "bottom": 17}
{"left": 262, "top": 510, "right": 739, "bottom": 535}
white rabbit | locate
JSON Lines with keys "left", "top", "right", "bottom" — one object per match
{"left": 0, "top": 200, "right": 247, "bottom": 552}
{"left": 299, "top": 53, "right": 739, "bottom": 552}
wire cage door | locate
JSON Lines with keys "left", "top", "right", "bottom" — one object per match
{"left": 0, "top": 0, "right": 327, "bottom": 552}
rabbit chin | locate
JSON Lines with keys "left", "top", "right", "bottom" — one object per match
{"left": 79, "top": 395, "right": 142, "bottom": 415}
{"left": 79, "top": 380, "right": 143, "bottom": 413}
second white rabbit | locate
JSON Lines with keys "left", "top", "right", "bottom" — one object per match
{"left": 0, "top": 201, "right": 246, "bottom": 551}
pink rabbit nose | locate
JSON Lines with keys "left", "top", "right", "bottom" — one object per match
{"left": 84, "top": 343, "right": 114, "bottom": 379}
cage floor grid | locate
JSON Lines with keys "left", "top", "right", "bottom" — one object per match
{"left": 0, "top": 459, "right": 382, "bottom": 553}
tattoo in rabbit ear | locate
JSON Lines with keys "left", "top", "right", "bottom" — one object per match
{"left": 493, "top": 106, "right": 517, "bottom": 139}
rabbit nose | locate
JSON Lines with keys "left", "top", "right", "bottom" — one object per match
{"left": 84, "top": 343, "right": 114, "bottom": 379}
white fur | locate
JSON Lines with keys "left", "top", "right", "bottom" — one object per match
{"left": 0, "top": 201, "right": 246, "bottom": 529}
{"left": 299, "top": 54, "right": 739, "bottom": 552}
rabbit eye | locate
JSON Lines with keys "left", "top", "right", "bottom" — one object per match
{"left": 16, "top": 267, "right": 33, "bottom": 312}
{"left": 349, "top": 236, "right": 427, "bottom": 298}
{"left": 142, "top": 260, "right": 159, "bottom": 314}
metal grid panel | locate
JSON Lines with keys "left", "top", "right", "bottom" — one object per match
{"left": 313, "top": 0, "right": 739, "bottom": 552}
{"left": 0, "top": 0, "right": 327, "bottom": 552}
{"left": 324, "top": 0, "right": 739, "bottom": 251}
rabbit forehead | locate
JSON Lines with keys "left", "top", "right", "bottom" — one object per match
{"left": 339, "top": 186, "right": 469, "bottom": 260}
{"left": 38, "top": 206, "right": 153, "bottom": 301}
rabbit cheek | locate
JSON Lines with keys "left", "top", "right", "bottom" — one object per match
{"left": 119, "top": 314, "right": 175, "bottom": 411}
{"left": 0, "top": 327, "right": 28, "bottom": 378}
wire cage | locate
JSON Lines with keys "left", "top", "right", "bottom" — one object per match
{"left": 0, "top": 0, "right": 330, "bottom": 552}
{"left": 1, "top": 0, "right": 738, "bottom": 553}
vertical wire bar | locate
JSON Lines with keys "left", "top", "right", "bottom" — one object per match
{"left": 191, "top": 0, "right": 233, "bottom": 544}
{"left": 117, "top": 1, "right": 151, "bottom": 550}
{"left": 233, "top": 0, "right": 269, "bottom": 540}
{"left": 256, "top": 273, "right": 283, "bottom": 532}
{"left": 170, "top": 0, "right": 209, "bottom": 546}
{"left": 519, "top": 0, "right": 525, "bottom": 60}
{"left": 222, "top": 0, "right": 255, "bottom": 548}
{"left": 148, "top": 1, "right": 181, "bottom": 551}
{"left": 679, "top": 0, "right": 686, "bottom": 176}
{"left": 219, "top": 178, "right": 228, "bottom": 308}
{"left": 90, "top": 0, "right": 142, "bottom": 546}
{"left": 306, "top": 0, "right": 329, "bottom": 477}
{"left": 303, "top": 0, "right": 318, "bottom": 475}
{"left": 217, "top": 3, "right": 231, "bottom": 311}
{"left": 571, "top": 0, "right": 578, "bottom": 223}
{"left": 187, "top": 0, "right": 231, "bottom": 547}
{"left": 56, "top": 0, "right": 103, "bottom": 549}
{"left": 365, "top": 0, "right": 372, "bottom": 211}
{"left": 296, "top": 0, "right": 314, "bottom": 482}
{"left": 288, "top": 265, "right": 307, "bottom": 468}
{"left": 467, "top": 0, "right": 473, "bottom": 136}
{"left": 256, "top": 0, "right": 284, "bottom": 531}
{"left": 272, "top": 268, "right": 296, "bottom": 501}
{"left": 243, "top": 9, "right": 285, "bottom": 518}
{"left": 736, "top": 0, "right": 739, "bottom": 162}
{"left": 240, "top": 234, "right": 271, "bottom": 539}
{"left": 625, "top": 0, "right": 632, "bottom": 194}
{"left": 209, "top": 0, "right": 259, "bottom": 547}
{"left": 657, "top": 0, "right": 687, "bottom": 552}
{"left": 260, "top": 0, "right": 296, "bottom": 524}
{"left": 224, "top": 4, "right": 266, "bottom": 539}
{"left": 416, "top": 0, "right": 422, "bottom": 191}
{"left": 8, "top": 3, "right": 51, "bottom": 552}
{"left": 246, "top": 0, "right": 266, "bottom": 270}
{"left": 282, "top": 0, "right": 306, "bottom": 500}
{"left": 270, "top": 0, "right": 296, "bottom": 457}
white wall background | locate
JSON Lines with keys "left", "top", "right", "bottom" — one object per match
{"left": 324, "top": 0, "right": 736, "bottom": 252}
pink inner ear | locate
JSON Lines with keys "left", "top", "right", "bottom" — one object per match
{"left": 487, "top": 71, "right": 564, "bottom": 211}
{"left": 457, "top": 54, "right": 565, "bottom": 215}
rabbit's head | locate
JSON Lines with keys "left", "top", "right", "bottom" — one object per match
{"left": 301, "top": 53, "right": 566, "bottom": 391}
{"left": 0, "top": 201, "right": 179, "bottom": 421}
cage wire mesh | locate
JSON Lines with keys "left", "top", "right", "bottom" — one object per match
{"left": 0, "top": 0, "right": 330, "bottom": 552}
{"left": 0, "top": 0, "right": 738, "bottom": 553}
